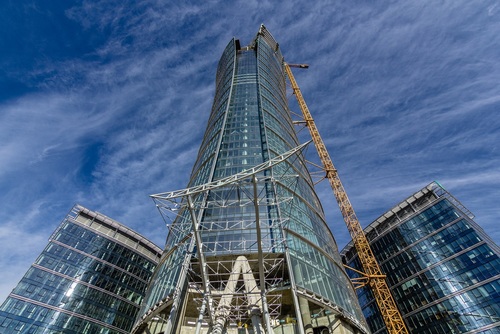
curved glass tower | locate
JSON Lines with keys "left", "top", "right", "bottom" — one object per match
{"left": 133, "top": 25, "right": 368, "bottom": 334}
{"left": 342, "top": 182, "right": 500, "bottom": 334}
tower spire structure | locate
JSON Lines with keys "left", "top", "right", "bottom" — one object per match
{"left": 132, "top": 25, "right": 369, "bottom": 334}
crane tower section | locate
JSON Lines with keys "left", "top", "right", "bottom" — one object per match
{"left": 284, "top": 63, "right": 409, "bottom": 334}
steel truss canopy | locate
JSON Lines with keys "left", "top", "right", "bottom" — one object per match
{"left": 150, "top": 141, "right": 311, "bottom": 201}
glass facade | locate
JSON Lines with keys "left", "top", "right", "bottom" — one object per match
{"left": 0, "top": 205, "right": 162, "bottom": 334}
{"left": 342, "top": 182, "right": 500, "bottom": 334}
{"left": 133, "top": 25, "right": 368, "bottom": 334}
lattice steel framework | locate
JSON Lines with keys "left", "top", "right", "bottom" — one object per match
{"left": 144, "top": 144, "right": 305, "bottom": 334}
{"left": 136, "top": 143, "right": 369, "bottom": 334}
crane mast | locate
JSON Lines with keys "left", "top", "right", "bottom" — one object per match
{"left": 284, "top": 63, "right": 409, "bottom": 334}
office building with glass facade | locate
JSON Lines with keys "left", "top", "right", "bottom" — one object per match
{"left": 0, "top": 204, "right": 162, "bottom": 334}
{"left": 132, "top": 25, "right": 369, "bottom": 334}
{"left": 341, "top": 182, "right": 500, "bottom": 334}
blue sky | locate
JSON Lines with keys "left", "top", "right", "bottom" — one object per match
{"left": 1, "top": 0, "right": 499, "bottom": 302}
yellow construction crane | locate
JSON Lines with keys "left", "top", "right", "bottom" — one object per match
{"left": 285, "top": 63, "right": 409, "bottom": 334}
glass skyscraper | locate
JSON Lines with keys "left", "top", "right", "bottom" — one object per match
{"left": 0, "top": 204, "right": 162, "bottom": 334}
{"left": 342, "top": 182, "right": 500, "bottom": 334}
{"left": 133, "top": 25, "right": 368, "bottom": 334}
